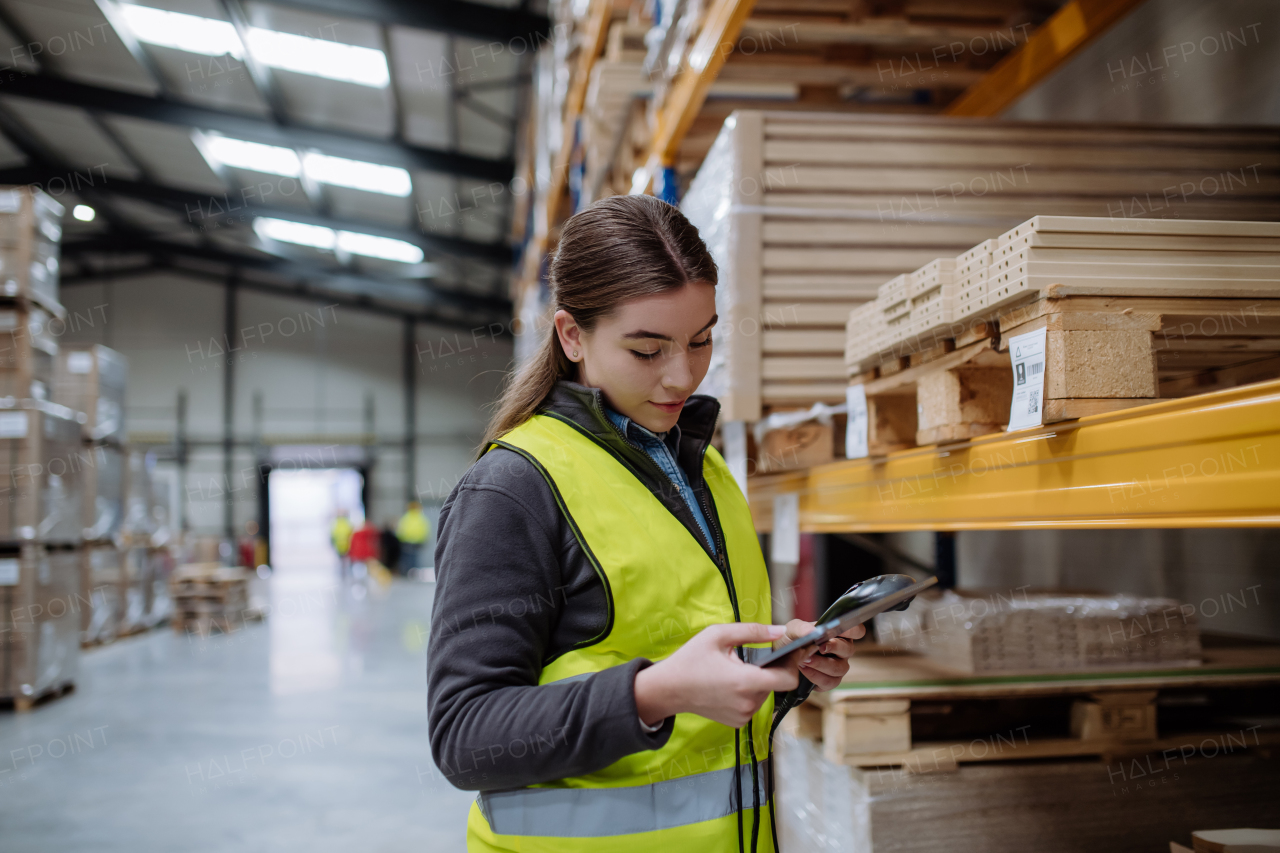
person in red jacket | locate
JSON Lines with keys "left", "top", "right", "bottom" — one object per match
{"left": 349, "top": 519, "right": 381, "bottom": 572}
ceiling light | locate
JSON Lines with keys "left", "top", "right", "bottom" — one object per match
{"left": 118, "top": 5, "right": 242, "bottom": 57}
{"left": 72, "top": 205, "right": 96, "bottom": 222}
{"left": 117, "top": 5, "right": 388, "bottom": 87}
{"left": 336, "top": 231, "right": 424, "bottom": 263}
{"left": 253, "top": 218, "right": 424, "bottom": 263}
{"left": 202, "top": 136, "right": 301, "bottom": 177}
{"left": 245, "top": 28, "right": 390, "bottom": 87}
{"left": 254, "top": 217, "right": 335, "bottom": 250}
{"left": 301, "top": 153, "right": 411, "bottom": 197}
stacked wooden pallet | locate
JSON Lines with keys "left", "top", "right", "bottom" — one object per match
{"left": 169, "top": 563, "right": 252, "bottom": 636}
{"left": 844, "top": 216, "right": 1280, "bottom": 451}
{"left": 776, "top": 637, "right": 1280, "bottom": 852}
{"left": 681, "top": 111, "right": 1280, "bottom": 424}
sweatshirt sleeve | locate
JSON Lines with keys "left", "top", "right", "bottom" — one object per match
{"left": 426, "top": 452, "right": 673, "bottom": 792}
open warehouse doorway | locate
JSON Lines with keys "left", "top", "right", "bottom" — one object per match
{"left": 266, "top": 467, "right": 365, "bottom": 579}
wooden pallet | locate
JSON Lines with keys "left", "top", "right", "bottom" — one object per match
{"left": 846, "top": 296, "right": 1280, "bottom": 451}
{"left": 792, "top": 639, "right": 1280, "bottom": 771}
{"left": 4, "top": 680, "right": 75, "bottom": 713}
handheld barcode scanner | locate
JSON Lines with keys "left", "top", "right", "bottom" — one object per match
{"left": 760, "top": 574, "right": 938, "bottom": 731}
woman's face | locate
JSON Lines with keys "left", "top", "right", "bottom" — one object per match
{"left": 555, "top": 282, "right": 717, "bottom": 433}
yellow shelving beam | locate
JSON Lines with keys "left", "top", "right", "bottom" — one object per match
{"left": 946, "top": 0, "right": 1149, "bottom": 117}
{"left": 749, "top": 380, "right": 1280, "bottom": 532}
{"left": 631, "top": 0, "right": 757, "bottom": 194}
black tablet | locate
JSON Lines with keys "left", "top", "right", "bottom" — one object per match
{"left": 752, "top": 575, "right": 937, "bottom": 668}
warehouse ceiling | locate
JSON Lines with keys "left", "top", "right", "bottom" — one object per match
{"left": 0, "top": 0, "right": 548, "bottom": 329}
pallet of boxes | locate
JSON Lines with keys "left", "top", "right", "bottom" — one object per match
{"left": 118, "top": 449, "right": 177, "bottom": 634}
{"left": 169, "top": 563, "right": 253, "bottom": 637}
{"left": 0, "top": 186, "right": 83, "bottom": 711}
{"left": 678, "top": 111, "right": 1280, "bottom": 474}
{"left": 52, "top": 343, "right": 130, "bottom": 647}
{"left": 776, "top": 590, "right": 1280, "bottom": 852}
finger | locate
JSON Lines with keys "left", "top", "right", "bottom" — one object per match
{"left": 707, "top": 622, "right": 787, "bottom": 650}
{"left": 838, "top": 624, "right": 867, "bottom": 641}
{"left": 799, "top": 654, "right": 848, "bottom": 680}
{"left": 799, "top": 665, "right": 843, "bottom": 691}
{"left": 818, "top": 636, "right": 857, "bottom": 659}
{"left": 784, "top": 619, "right": 816, "bottom": 641}
{"left": 746, "top": 664, "right": 799, "bottom": 693}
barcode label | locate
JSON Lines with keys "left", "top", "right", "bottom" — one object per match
{"left": 1031, "top": 362, "right": 1043, "bottom": 375}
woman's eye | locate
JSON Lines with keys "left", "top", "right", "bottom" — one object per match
{"left": 632, "top": 350, "right": 660, "bottom": 360}
{"left": 691, "top": 335, "right": 713, "bottom": 349}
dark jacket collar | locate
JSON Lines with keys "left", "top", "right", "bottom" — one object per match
{"left": 541, "top": 381, "right": 720, "bottom": 474}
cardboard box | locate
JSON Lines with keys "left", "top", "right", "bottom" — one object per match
{"left": 0, "top": 399, "right": 86, "bottom": 544}
{"left": 0, "top": 303, "right": 57, "bottom": 400}
{"left": 79, "top": 543, "right": 122, "bottom": 645}
{"left": 53, "top": 345, "right": 127, "bottom": 444}
{"left": 81, "top": 443, "right": 124, "bottom": 542}
{"left": 0, "top": 544, "right": 79, "bottom": 701}
{"left": 0, "top": 186, "right": 63, "bottom": 315}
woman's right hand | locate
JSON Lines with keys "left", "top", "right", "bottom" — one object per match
{"left": 634, "top": 623, "right": 799, "bottom": 729}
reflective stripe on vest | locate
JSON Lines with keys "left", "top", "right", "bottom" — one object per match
{"left": 479, "top": 758, "right": 771, "bottom": 838}
{"left": 468, "top": 413, "right": 774, "bottom": 851}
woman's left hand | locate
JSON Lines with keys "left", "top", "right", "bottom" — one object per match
{"left": 776, "top": 619, "right": 865, "bottom": 691}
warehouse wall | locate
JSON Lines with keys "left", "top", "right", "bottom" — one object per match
{"left": 1005, "top": 0, "right": 1280, "bottom": 124}
{"left": 57, "top": 273, "right": 511, "bottom": 548}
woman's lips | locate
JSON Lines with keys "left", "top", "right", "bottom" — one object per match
{"left": 650, "top": 399, "right": 686, "bottom": 413}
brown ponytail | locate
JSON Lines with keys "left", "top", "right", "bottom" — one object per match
{"left": 482, "top": 195, "right": 718, "bottom": 450}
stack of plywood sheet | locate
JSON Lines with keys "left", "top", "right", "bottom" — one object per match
{"left": 875, "top": 589, "right": 1202, "bottom": 674}
{"left": 681, "top": 112, "right": 1280, "bottom": 423}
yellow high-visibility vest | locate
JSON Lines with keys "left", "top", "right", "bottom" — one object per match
{"left": 466, "top": 413, "right": 775, "bottom": 853}
{"left": 330, "top": 517, "right": 353, "bottom": 555}
{"left": 396, "top": 509, "right": 429, "bottom": 544}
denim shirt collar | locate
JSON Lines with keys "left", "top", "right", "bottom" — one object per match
{"left": 602, "top": 405, "right": 682, "bottom": 455}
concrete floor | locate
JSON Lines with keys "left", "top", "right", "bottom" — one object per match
{"left": 0, "top": 575, "right": 473, "bottom": 852}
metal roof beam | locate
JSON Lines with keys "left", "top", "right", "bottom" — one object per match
{"left": 261, "top": 0, "right": 551, "bottom": 44}
{"left": 0, "top": 165, "right": 511, "bottom": 264}
{"left": 62, "top": 234, "right": 511, "bottom": 321}
{"left": 0, "top": 73, "right": 513, "bottom": 181}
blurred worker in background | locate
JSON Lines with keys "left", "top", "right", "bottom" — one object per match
{"left": 331, "top": 511, "right": 354, "bottom": 578}
{"left": 395, "top": 501, "right": 429, "bottom": 575}
{"left": 380, "top": 520, "right": 401, "bottom": 575}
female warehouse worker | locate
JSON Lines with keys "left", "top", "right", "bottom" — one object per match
{"left": 427, "top": 195, "right": 865, "bottom": 853}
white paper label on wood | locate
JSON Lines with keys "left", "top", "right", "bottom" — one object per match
{"left": 0, "top": 558, "right": 17, "bottom": 585}
{"left": 0, "top": 191, "right": 21, "bottom": 212}
{"left": 771, "top": 493, "right": 800, "bottom": 565}
{"left": 0, "top": 411, "right": 28, "bottom": 438}
{"left": 846, "top": 384, "right": 868, "bottom": 459}
{"left": 722, "top": 420, "right": 749, "bottom": 496}
{"left": 67, "top": 351, "right": 94, "bottom": 374}
{"left": 1007, "top": 326, "right": 1048, "bottom": 431}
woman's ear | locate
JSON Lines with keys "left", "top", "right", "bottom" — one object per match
{"left": 554, "top": 309, "right": 583, "bottom": 362}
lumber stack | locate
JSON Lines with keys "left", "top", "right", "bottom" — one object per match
{"left": 875, "top": 589, "right": 1202, "bottom": 674}
{"left": 680, "top": 111, "right": 1280, "bottom": 423}
{"left": 776, "top": 727, "right": 1280, "bottom": 853}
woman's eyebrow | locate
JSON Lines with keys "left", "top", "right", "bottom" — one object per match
{"left": 622, "top": 315, "right": 718, "bottom": 341}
